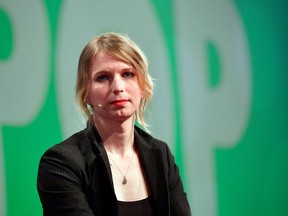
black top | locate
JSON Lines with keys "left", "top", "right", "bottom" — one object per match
{"left": 117, "top": 197, "right": 155, "bottom": 216}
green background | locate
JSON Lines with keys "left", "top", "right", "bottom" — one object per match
{"left": 1, "top": 0, "right": 287, "bottom": 215}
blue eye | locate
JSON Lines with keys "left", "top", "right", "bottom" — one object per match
{"left": 123, "top": 72, "right": 135, "bottom": 78}
{"left": 97, "top": 74, "right": 108, "bottom": 82}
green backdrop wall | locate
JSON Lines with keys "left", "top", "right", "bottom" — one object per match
{"left": 0, "top": 0, "right": 287, "bottom": 215}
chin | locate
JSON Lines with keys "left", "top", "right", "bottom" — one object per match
{"left": 112, "top": 112, "right": 135, "bottom": 120}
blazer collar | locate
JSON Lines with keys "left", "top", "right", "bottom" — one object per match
{"left": 85, "top": 124, "right": 114, "bottom": 187}
{"left": 87, "top": 124, "right": 169, "bottom": 215}
{"left": 134, "top": 127, "right": 169, "bottom": 215}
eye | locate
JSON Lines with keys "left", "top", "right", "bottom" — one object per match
{"left": 96, "top": 74, "right": 109, "bottom": 82}
{"left": 122, "top": 71, "right": 135, "bottom": 79}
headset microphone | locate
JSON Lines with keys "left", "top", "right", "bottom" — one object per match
{"left": 90, "top": 102, "right": 105, "bottom": 109}
{"left": 90, "top": 104, "right": 103, "bottom": 109}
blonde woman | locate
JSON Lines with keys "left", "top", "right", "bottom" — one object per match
{"left": 37, "top": 32, "right": 191, "bottom": 216}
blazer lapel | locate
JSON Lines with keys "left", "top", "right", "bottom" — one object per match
{"left": 135, "top": 129, "right": 169, "bottom": 216}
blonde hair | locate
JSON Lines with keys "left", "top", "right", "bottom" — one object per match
{"left": 75, "top": 32, "right": 153, "bottom": 130}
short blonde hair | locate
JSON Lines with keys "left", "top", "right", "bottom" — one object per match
{"left": 75, "top": 32, "right": 153, "bottom": 130}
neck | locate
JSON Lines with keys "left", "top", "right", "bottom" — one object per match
{"left": 94, "top": 115, "right": 135, "bottom": 157}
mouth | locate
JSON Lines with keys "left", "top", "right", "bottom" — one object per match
{"left": 110, "top": 99, "right": 130, "bottom": 106}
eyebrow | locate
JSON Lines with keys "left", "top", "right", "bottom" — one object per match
{"left": 93, "top": 66, "right": 134, "bottom": 74}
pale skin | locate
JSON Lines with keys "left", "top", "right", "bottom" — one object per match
{"left": 87, "top": 52, "right": 149, "bottom": 201}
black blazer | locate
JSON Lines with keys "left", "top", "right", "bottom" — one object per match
{"left": 37, "top": 125, "right": 191, "bottom": 216}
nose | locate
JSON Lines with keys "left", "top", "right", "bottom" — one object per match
{"left": 111, "top": 76, "right": 124, "bottom": 94}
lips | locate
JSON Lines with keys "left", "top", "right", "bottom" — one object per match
{"left": 110, "top": 99, "right": 130, "bottom": 106}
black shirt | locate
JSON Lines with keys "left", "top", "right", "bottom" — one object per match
{"left": 117, "top": 197, "right": 155, "bottom": 216}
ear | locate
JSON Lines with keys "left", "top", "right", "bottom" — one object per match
{"left": 86, "top": 96, "right": 92, "bottom": 106}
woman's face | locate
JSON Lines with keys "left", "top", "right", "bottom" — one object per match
{"left": 87, "top": 52, "right": 142, "bottom": 122}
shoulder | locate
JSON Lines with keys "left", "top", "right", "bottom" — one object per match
{"left": 44, "top": 130, "right": 87, "bottom": 155}
{"left": 39, "top": 127, "right": 97, "bottom": 175}
{"left": 135, "top": 126, "right": 168, "bottom": 148}
{"left": 134, "top": 126, "right": 172, "bottom": 158}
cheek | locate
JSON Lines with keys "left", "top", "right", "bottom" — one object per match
{"left": 87, "top": 86, "right": 103, "bottom": 104}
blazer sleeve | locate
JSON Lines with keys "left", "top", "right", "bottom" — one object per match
{"left": 37, "top": 146, "right": 94, "bottom": 216}
{"left": 164, "top": 144, "right": 192, "bottom": 216}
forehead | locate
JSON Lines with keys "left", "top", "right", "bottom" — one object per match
{"left": 91, "top": 52, "right": 133, "bottom": 73}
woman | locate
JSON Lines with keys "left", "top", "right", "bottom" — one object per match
{"left": 37, "top": 32, "right": 191, "bottom": 216}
